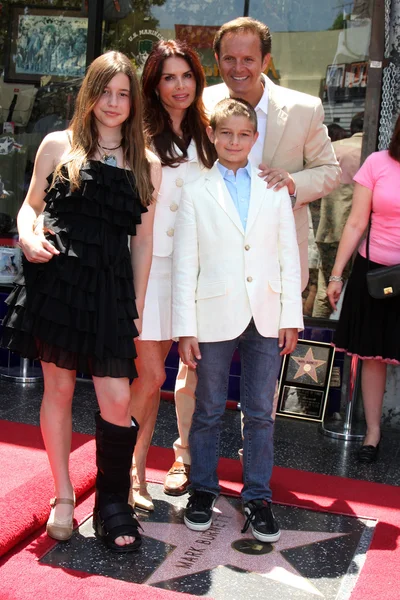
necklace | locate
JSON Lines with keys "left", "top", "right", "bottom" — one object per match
{"left": 98, "top": 142, "right": 122, "bottom": 151}
{"left": 98, "top": 142, "right": 121, "bottom": 168}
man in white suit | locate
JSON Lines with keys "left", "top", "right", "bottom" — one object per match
{"left": 172, "top": 99, "right": 303, "bottom": 542}
{"left": 164, "top": 16, "right": 340, "bottom": 496}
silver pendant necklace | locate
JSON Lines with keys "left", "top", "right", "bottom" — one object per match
{"left": 98, "top": 141, "right": 122, "bottom": 168}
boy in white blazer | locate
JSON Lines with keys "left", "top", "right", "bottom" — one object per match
{"left": 165, "top": 17, "right": 340, "bottom": 496}
{"left": 172, "top": 98, "right": 303, "bottom": 543}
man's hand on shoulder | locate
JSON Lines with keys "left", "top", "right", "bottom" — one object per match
{"left": 178, "top": 336, "right": 201, "bottom": 369}
{"left": 258, "top": 163, "right": 296, "bottom": 196}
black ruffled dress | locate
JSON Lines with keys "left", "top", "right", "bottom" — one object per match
{"left": 1, "top": 161, "right": 147, "bottom": 379}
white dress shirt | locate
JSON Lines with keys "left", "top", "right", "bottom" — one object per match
{"left": 248, "top": 78, "right": 269, "bottom": 168}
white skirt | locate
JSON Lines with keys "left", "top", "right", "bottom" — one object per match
{"left": 140, "top": 255, "right": 172, "bottom": 341}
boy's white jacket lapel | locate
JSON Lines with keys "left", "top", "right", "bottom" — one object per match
{"left": 204, "top": 165, "right": 244, "bottom": 235}
{"left": 203, "top": 163, "right": 266, "bottom": 236}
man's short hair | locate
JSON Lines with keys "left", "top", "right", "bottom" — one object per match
{"left": 350, "top": 112, "right": 364, "bottom": 135}
{"left": 213, "top": 17, "right": 272, "bottom": 59}
{"left": 209, "top": 98, "right": 258, "bottom": 132}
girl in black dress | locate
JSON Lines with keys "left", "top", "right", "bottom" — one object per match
{"left": 1, "top": 51, "right": 161, "bottom": 552}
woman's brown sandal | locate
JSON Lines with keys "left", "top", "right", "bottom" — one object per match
{"left": 46, "top": 496, "right": 75, "bottom": 541}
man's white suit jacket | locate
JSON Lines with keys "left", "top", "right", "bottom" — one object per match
{"left": 172, "top": 163, "right": 304, "bottom": 343}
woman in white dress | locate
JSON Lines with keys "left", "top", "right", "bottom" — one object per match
{"left": 129, "top": 40, "right": 216, "bottom": 510}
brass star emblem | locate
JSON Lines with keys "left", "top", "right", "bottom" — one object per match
{"left": 291, "top": 348, "right": 326, "bottom": 383}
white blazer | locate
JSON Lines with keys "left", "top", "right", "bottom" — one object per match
{"left": 203, "top": 77, "right": 341, "bottom": 290}
{"left": 153, "top": 141, "right": 204, "bottom": 257}
{"left": 172, "top": 163, "right": 304, "bottom": 343}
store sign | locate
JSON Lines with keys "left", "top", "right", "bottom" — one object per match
{"left": 128, "top": 29, "right": 164, "bottom": 71}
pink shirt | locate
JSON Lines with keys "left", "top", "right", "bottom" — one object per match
{"left": 356, "top": 150, "right": 400, "bottom": 266}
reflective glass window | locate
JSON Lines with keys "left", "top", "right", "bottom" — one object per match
{"left": 0, "top": 0, "right": 85, "bottom": 260}
{"left": 0, "top": 0, "right": 374, "bottom": 317}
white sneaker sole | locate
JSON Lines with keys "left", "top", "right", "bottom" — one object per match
{"left": 251, "top": 526, "right": 281, "bottom": 543}
{"left": 184, "top": 515, "right": 213, "bottom": 531}
{"left": 184, "top": 496, "right": 216, "bottom": 531}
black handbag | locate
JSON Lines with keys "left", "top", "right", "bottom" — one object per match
{"left": 365, "top": 218, "right": 400, "bottom": 299}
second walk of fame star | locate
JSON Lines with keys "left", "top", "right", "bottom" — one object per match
{"left": 291, "top": 347, "right": 326, "bottom": 384}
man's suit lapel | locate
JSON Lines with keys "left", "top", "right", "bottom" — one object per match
{"left": 245, "top": 169, "right": 267, "bottom": 235}
{"left": 262, "top": 80, "right": 288, "bottom": 166}
{"left": 205, "top": 165, "right": 245, "bottom": 235}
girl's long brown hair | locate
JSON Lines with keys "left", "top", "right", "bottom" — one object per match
{"left": 53, "top": 51, "right": 153, "bottom": 206}
{"left": 142, "top": 40, "right": 216, "bottom": 169}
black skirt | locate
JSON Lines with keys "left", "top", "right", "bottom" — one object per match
{"left": 334, "top": 253, "right": 400, "bottom": 363}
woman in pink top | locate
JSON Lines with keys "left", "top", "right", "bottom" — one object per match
{"left": 327, "top": 114, "right": 400, "bottom": 464}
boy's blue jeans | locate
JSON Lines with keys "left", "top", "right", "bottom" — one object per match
{"left": 188, "top": 319, "right": 282, "bottom": 503}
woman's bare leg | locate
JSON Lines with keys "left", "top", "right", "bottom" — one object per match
{"left": 40, "top": 362, "right": 76, "bottom": 521}
{"left": 130, "top": 340, "right": 172, "bottom": 486}
{"left": 361, "top": 358, "right": 387, "bottom": 447}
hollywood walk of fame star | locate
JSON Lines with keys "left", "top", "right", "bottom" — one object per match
{"left": 291, "top": 348, "right": 326, "bottom": 383}
{"left": 142, "top": 496, "right": 348, "bottom": 596}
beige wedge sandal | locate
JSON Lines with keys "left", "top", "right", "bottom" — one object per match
{"left": 46, "top": 496, "right": 75, "bottom": 541}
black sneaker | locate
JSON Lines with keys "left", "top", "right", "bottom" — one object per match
{"left": 184, "top": 491, "right": 217, "bottom": 531}
{"left": 242, "top": 499, "right": 281, "bottom": 543}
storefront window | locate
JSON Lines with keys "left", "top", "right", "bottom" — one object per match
{"left": 0, "top": 0, "right": 374, "bottom": 317}
{"left": 0, "top": 0, "right": 85, "bottom": 283}
{"left": 0, "top": 3, "right": 84, "bottom": 222}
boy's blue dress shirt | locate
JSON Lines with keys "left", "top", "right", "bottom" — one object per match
{"left": 216, "top": 161, "right": 252, "bottom": 230}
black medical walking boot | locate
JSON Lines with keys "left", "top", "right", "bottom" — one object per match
{"left": 93, "top": 411, "right": 142, "bottom": 552}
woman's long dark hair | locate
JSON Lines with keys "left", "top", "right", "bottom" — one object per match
{"left": 142, "top": 40, "right": 216, "bottom": 169}
{"left": 389, "top": 113, "right": 400, "bottom": 162}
